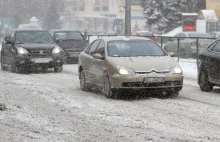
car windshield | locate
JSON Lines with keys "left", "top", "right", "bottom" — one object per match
{"left": 15, "top": 31, "right": 54, "bottom": 44}
{"left": 55, "top": 31, "right": 83, "bottom": 40}
{"left": 189, "top": 33, "right": 212, "bottom": 38}
{"left": 107, "top": 40, "right": 166, "bottom": 57}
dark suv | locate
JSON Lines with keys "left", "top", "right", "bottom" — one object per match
{"left": 1, "top": 29, "right": 65, "bottom": 73}
{"left": 50, "top": 30, "right": 89, "bottom": 63}
{"left": 198, "top": 39, "right": 220, "bottom": 91}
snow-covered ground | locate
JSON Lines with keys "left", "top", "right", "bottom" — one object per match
{"left": 1, "top": 59, "right": 220, "bottom": 142}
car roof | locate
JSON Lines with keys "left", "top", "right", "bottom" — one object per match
{"left": 50, "top": 29, "right": 81, "bottom": 32}
{"left": 13, "top": 28, "right": 47, "bottom": 32}
{"left": 100, "top": 36, "right": 151, "bottom": 42}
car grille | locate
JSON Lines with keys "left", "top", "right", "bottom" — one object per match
{"left": 122, "top": 81, "right": 182, "bottom": 87}
{"left": 30, "top": 49, "right": 52, "bottom": 56}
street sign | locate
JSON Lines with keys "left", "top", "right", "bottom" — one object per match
{"left": 0, "top": 18, "right": 15, "bottom": 29}
{"left": 113, "top": 19, "right": 123, "bottom": 25}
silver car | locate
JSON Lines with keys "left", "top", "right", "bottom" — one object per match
{"left": 164, "top": 32, "right": 212, "bottom": 58}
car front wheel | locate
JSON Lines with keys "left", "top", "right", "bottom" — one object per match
{"left": 199, "top": 71, "right": 213, "bottom": 92}
{"left": 54, "top": 65, "right": 63, "bottom": 73}
{"left": 102, "top": 72, "right": 117, "bottom": 99}
{"left": 80, "top": 71, "right": 89, "bottom": 91}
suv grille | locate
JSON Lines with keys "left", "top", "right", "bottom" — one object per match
{"left": 30, "top": 49, "right": 52, "bottom": 56}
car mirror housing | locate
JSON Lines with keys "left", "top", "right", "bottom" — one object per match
{"left": 93, "top": 53, "right": 104, "bottom": 60}
{"left": 168, "top": 52, "right": 175, "bottom": 57}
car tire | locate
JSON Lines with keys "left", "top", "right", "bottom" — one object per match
{"left": 103, "top": 72, "right": 117, "bottom": 99}
{"left": 166, "top": 91, "right": 179, "bottom": 98}
{"left": 199, "top": 71, "right": 213, "bottom": 92}
{"left": 54, "top": 65, "right": 63, "bottom": 73}
{"left": 11, "top": 58, "right": 17, "bottom": 73}
{"left": 80, "top": 70, "right": 89, "bottom": 91}
{"left": 1, "top": 56, "right": 6, "bottom": 71}
{"left": 180, "top": 49, "right": 186, "bottom": 58}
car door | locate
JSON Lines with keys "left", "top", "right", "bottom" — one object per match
{"left": 208, "top": 41, "right": 220, "bottom": 83}
{"left": 82, "top": 40, "right": 101, "bottom": 85}
{"left": 92, "top": 40, "right": 105, "bottom": 87}
{"left": 166, "top": 33, "right": 179, "bottom": 54}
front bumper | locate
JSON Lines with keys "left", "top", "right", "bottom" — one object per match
{"left": 66, "top": 52, "right": 81, "bottom": 60}
{"left": 110, "top": 73, "right": 183, "bottom": 91}
{"left": 14, "top": 54, "right": 64, "bottom": 68}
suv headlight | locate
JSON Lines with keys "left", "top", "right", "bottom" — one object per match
{"left": 171, "top": 66, "right": 182, "bottom": 74}
{"left": 52, "top": 45, "right": 62, "bottom": 54}
{"left": 117, "top": 65, "right": 135, "bottom": 75}
{"left": 17, "top": 47, "right": 29, "bottom": 55}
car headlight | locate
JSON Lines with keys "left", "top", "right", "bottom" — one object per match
{"left": 117, "top": 65, "right": 135, "bottom": 75}
{"left": 52, "top": 45, "right": 62, "bottom": 54}
{"left": 17, "top": 47, "right": 29, "bottom": 55}
{"left": 171, "top": 66, "right": 182, "bottom": 74}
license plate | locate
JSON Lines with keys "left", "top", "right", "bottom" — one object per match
{"left": 31, "top": 58, "right": 53, "bottom": 63}
{"left": 69, "top": 53, "right": 80, "bottom": 57}
{"left": 144, "top": 77, "right": 165, "bottom": 84}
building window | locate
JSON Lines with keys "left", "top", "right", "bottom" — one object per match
{"left": 102, "top": 0, "right": 109, "bottom": 11}
{"left": 72, "top": 0, "right": 78, "bottom": 11}
{"left": 94, "top": 0, "right": 101, "bottom": 11}
{"left": 79, "top": 0, "right": 85, "bottom": 11}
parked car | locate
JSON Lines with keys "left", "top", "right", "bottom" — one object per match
{"left": 50, "top": 30, "right": 89, "bottom": 63}
{"left": 164, "top": 32, "right": 212, "bottom": 58}
{"left": 1, "top": 29, "right": 65, "bottom": 73}
{"left": 198, "top": 39, "right": 220, "bottom": 92}
{"left": 133, "top": 31, "right": 157, "bottom": 42}
{"left": 209, "top": 31, "right": 220, "bottom": 39}
{"left": 78, "top": 36, "right": 183, "bottom": 99}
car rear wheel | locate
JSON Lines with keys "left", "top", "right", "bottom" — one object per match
{"left": 80, "top": 71, "right": 89, "bottom": 91}
{"left": 199, "top": 71, "right": 213, "bottom": 92}
{"left": 103, "top": 73, "right": 117, "bottom": 99}
{"left": 54, "top": 65, "right": 63, "bottom": 73}
{"left": 180, "top": 49, "right": 186, "bottom": 58}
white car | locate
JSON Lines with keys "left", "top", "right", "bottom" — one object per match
{"left": 163, "top": 32, "right": 212, "bottom": 58}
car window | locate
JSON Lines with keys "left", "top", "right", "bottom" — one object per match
{"left": 212, "top": 41, "right": 220, "bottom": 52}
{"left": 107, "top": 40, "right": 166, "bottom": 57}
{"left": 88, "top": 40, "right": 101, "bottom": 55}
{"left": 95, "top": 40, "right": 105, "bottom": 55}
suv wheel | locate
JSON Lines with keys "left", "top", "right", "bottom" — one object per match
{"left": 1, "top": 56, "right": 6, "bottom": 70}
{"left": 103, "top": 73, "right": 117, "bottom": 99}
{"left": 165, "top": 91, "right": 179, "bottom": 98}
{"left": 199, "top": 71, "right": 213, "bottom": 92}
{"left": 54, "top": 65, "right": 63, "bottom": 73}
{"left": 11, "top": 58, "right": 17, "bottom": 73}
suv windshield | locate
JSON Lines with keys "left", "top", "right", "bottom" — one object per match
{"left": 107, "top": 40, "right": 166, "bottom": 57}
{"left": 15, "top": 31, "right": 54, "bottom": 44}
{"left": 55, "top": 31, "right": 83, "bottom": 40}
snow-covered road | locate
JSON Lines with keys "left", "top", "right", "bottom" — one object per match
{"left": 1, "top": 64, "right": 220, "bottom": 142}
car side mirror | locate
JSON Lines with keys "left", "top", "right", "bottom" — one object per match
{"left": 168, "top": 38, "right": 174, "bottom": 42}
{"left": 6, "top": 40, "right": 13, "bottom": 45}
{"left": 168, "top": 52, "right": 175, "bottom": 57}
{"left": 93, "top": 53, "right": 104, "bottom": 60}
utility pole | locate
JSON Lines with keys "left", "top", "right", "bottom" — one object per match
{"left": 125, "top": 0, "right": 131, "bottom": 36}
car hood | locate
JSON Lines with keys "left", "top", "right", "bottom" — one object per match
{"left": 108, "top": 56, "right": 178, "bottom": 72}
{"left": 15, "top": 44, "right": 56, "bottom": 50}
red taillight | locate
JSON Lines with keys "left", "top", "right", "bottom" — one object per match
{"left": 191, "top": 42, "right": 200, "bottom": 46}
{"left": 151, "top": 37, "right": 157, "bottom": 41}
{"left": 136, "top": 32, "right": 139, "bottom": 36}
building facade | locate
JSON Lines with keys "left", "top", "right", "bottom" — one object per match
{"left": 61, "top": 0, "right": 145, "bottom": 34}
